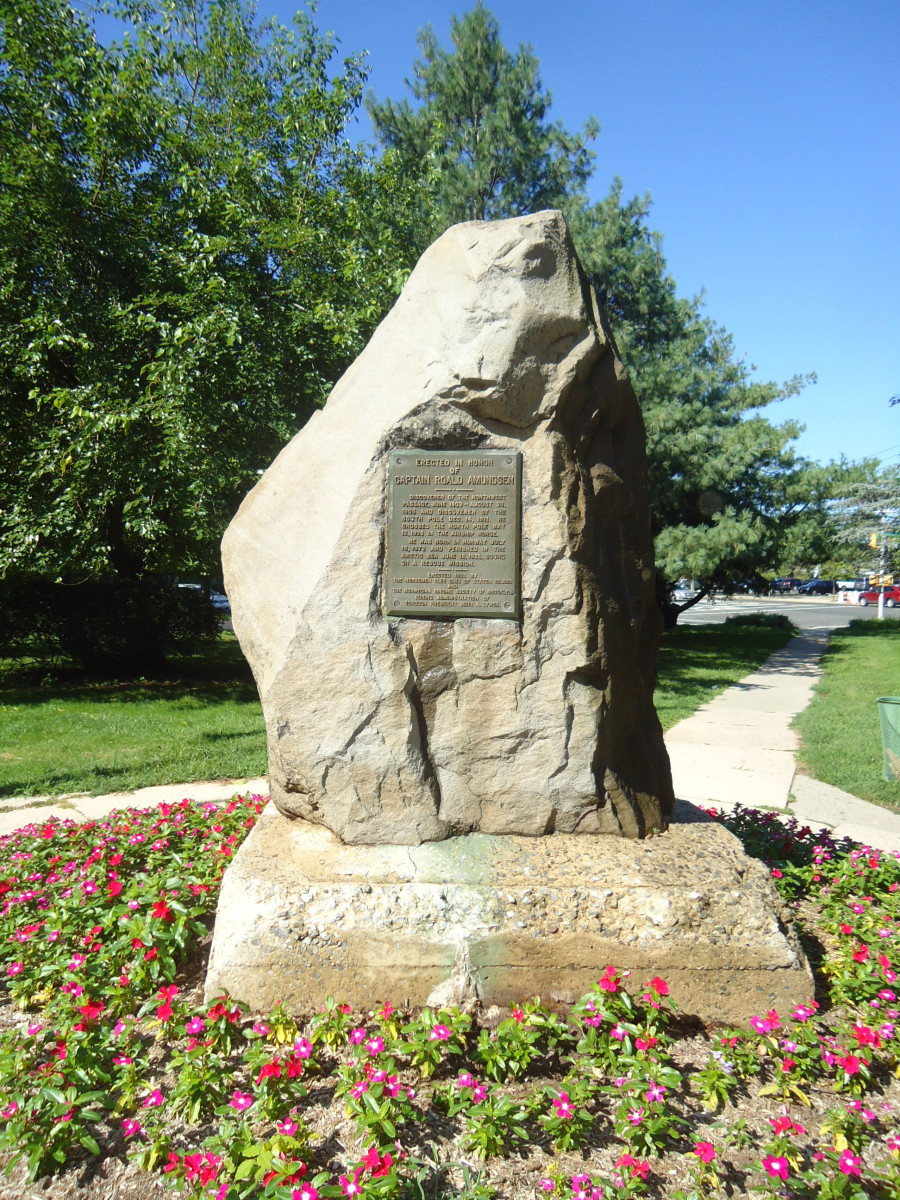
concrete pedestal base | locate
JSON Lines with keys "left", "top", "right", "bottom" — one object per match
{"left": 205, "top": 802, "right": 813, "bottom": 1025}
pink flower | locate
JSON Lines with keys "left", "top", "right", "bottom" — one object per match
{"left": 838, "top": 1149, "right": 862, "bottom": 1176}
{"left": 694, "top": 1141, "right": 715, "bottom": 1163}
{"left": 762, "top": 1155, "right": 789, "bottom": 1181}
{"left": 791, "top": 1002, "right": 818, "bottom": 1021}
{"left": 366, "top": 1035, "right": 384, "bottom": 1055}
{"left": 292, "top": 1187, "right": 318, "bottom": 1200}
{"left": 472, "top": 1083, "right": 488, "bottom": 1103}
{"left": 6, "top": 962, "right": 23, "bottom": 977}
{"left": 349, "top": 1027, "right": 367, "bottom": 1045}
{"left": 597, "top": 965, "right": 620, "bottom": 993}
{"left": 610, "top": 1023, "right": 626, "bottom": 1041}
{"left": 750, "top": 1010, "right": 780, "bottom": 1034}
{"left": 277, "top": 1118, "right": 298, "bottom": 1136}
{"left": 142, "top": 1089, "right": 164, "bottom": 1108}
{"left": 429, "top": 1024, "right": 451, "bottom": 1041}
{"left": 339, "top": 1169, "right": 364, "bottom": 1197}
{"left": 539, "top": 1181, "right": 555, "bottom": 1193}
{"left": 122, "top": 1118, "right": 142, "bottom": 1137}
{"left": 230, "top": 1090, "right": 253, "bottom": 1111}
{"left": 628, "top": 1106, "right": 644, "bottom": 1125}
{"left": 293, "top": 1037, "right": 313, "bottom": 1059}
{"left": 185, "top": 1016, "right": 205, "bottom": 1035}
{"left": 552, "top": 1091, "right": 575, "bottom": 1119}
{"left": 644, "top": 1082, "right": 666, "bottom": 1103}
{"left": 351, "top": 1080, "right": 369, "bottom": 1099}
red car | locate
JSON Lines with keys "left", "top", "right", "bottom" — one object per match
{"left": 857, "top": 586, "right": 900, "bottom": 607}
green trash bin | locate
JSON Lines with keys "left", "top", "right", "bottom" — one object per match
{"left": 877, "top": 697, "right": 900, "bottom": 782}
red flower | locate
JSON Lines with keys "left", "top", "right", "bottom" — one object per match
{"left": 257, "top": 1058, "right": 281, "bottom": 1085}
{"left": 151, "top": 899, "right": 172, "bottom": 921}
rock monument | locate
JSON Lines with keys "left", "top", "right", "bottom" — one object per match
{"left": 222, "top": 209, "right": 672, "bottom": 844}
{"left": 207, "top": 211, "right": 813, "bottom": 1022}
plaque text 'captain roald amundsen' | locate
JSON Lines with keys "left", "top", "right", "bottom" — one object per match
{"left": 386, "top": 450, "right": 522, "bottom": 619}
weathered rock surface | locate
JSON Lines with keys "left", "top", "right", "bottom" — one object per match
{"left": 222, "top": 210, "right": 673, "bottom": 844}
{"left": 205, "top": 802, "right": 814, "bottom": 1025}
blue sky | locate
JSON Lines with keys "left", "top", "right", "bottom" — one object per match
{"left": 96, "top": 0, "right": 900, "bottom": 469}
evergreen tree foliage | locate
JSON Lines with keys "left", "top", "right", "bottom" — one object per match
{"left": 368, "top": 6, "right": 866, "bottom": 623}
{"left": 573, "top": 184, "right": 869, "bottom": 620}
{"left": 367, "top": 2, "right": 597, "bottom": 228}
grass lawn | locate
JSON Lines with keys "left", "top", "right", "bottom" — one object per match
{"left": 653, "top": 613, "right": 796, "bottom": 731}
{"left": 0, "top": 635, "right": 266, "bottom": 800}
{"left": 794, "top": 618, "right": 900, "bottom": 809}
{"left": 0, "top": 615, "right": 799, "bottom": 801}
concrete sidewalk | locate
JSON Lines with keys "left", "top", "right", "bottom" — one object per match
{"left": 0, "top": 776, "right": 269, "bottom": 837}
{"left": 665, "top": 630, "right": 900, "bottom": 852}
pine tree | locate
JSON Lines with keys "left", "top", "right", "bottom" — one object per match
{"left": 367, "top": 2, "right": 597, "bottom": 229}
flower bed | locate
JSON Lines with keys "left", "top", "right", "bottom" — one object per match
{"left": 0, "top": 798, "right": 898, "bottom": 1199}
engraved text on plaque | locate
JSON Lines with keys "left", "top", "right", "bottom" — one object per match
{"left": 386, "top": 450, "right": 521, "bottom": 619}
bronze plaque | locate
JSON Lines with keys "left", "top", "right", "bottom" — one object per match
{"left": 386, "top": 450, "right": 521, "bottom": 619}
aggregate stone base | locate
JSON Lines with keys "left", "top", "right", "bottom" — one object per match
{"left": 205, "top": 802, "right": 813, "bottom": 1025}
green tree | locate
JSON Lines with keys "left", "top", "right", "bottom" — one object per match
{"left": 0, "top": 0, "right": 426, "bottom": 664}
{"left": 831, "top": 470, "right": 900, "bottom": 580}
{"left": 367, "top": 2, "right": 597, "bottom": 229}
{"left": 573, "top": 183, "right": 867, "bottom": 623}
{"left": 369, "top": 9, "right": 856, "bottom": 626}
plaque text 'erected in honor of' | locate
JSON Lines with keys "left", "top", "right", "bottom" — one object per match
{"left": 386, "top": 450, "right": 522, "bottom": 619}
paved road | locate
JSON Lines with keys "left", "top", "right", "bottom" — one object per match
{"left": 677, "top": 594, "right": 899, "bottom": 629}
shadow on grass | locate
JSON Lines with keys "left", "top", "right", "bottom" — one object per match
{"left": 656, "top": 622, "right": 797, "bottom": 697}
{"left": 0, "top": 638, "right": 260, "bottom": 709}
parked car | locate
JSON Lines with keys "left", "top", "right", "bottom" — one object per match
{"left": 857, "top": 586, "right": 900, "bottom": 608}
{"left": 770, "top": 577, "right": 803, "bottom": 593}
{"left": 796, "top": 579, "right": 835, "bottom": 596}
{"left": 177, "top": 582, "right": 231, "bottom": 612}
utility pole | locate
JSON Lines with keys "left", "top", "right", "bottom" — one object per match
{"left": 879, "top": 522, "right": 887, "bottom": 619}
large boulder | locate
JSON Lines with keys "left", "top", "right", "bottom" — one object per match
{"left": 223, "top": 210, "right": 673, "bottom": 844}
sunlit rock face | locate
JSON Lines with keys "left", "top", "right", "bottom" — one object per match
{"left": 223, "top": 210, "right": 673, "bottom": 844}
